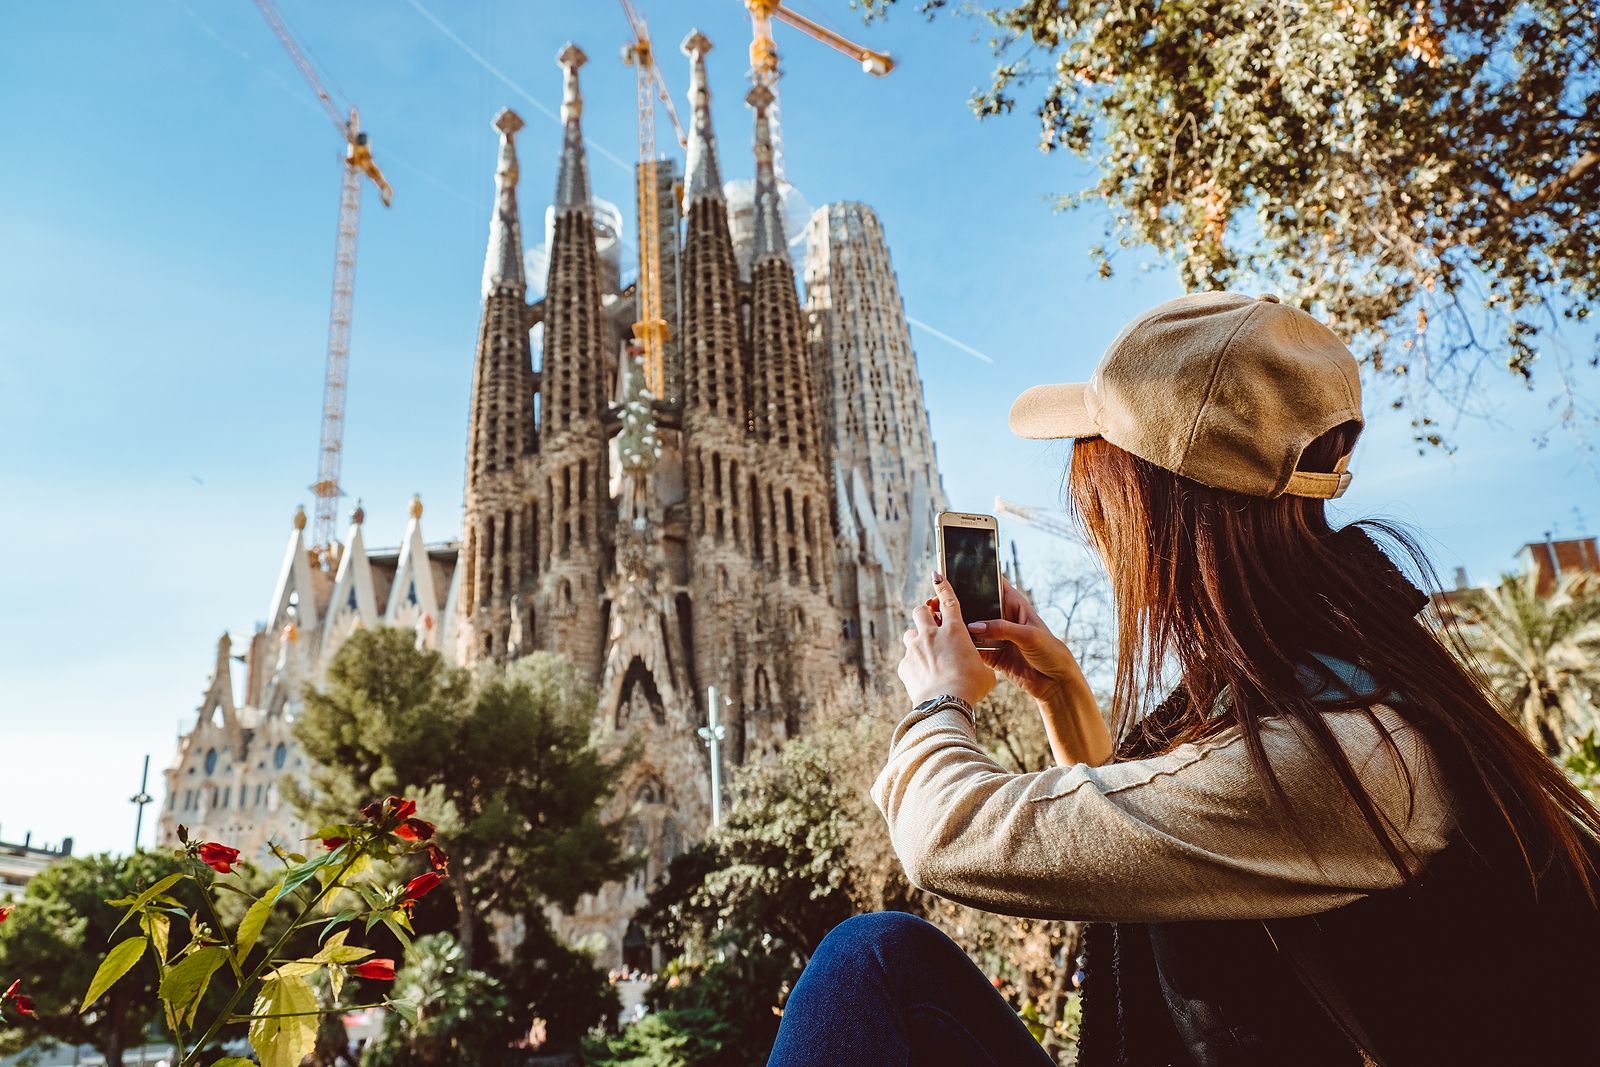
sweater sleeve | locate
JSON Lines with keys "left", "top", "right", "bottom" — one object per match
{"left": 870, "top": 703, "right": 1453, "bottom": 923}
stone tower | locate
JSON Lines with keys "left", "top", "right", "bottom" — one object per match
{"left": 678, "top": 31, "right": 758, "bottom": 762}
{"left": 804, "top": 202, "right": 949, "bottom": 680}
{"left": 460, "top": 108, "right": 538, "bottom": 663}
{"left": 535, "top": 44, "right": 613, "bottom": 681}
{"left": 739, "top": 83, "right": 838, "bottom": 760}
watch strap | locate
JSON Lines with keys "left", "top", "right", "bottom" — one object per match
{"left": 912, "top": 693, "right": 977, "bottom": 726}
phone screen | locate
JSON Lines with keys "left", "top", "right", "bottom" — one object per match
{"left": 942, "top": 524, "right": 1002, "bottom": 623}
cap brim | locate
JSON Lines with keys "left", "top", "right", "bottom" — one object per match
{"left": 1008, "top": 382, "right": 1099, "bottom": 440}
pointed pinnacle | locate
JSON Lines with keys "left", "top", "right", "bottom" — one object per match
{"left": 494, "top": 108, "right": 525, "bottom": 136}
{"left": 682, "top": 29, "right": 713, "bottom": 58}
{"left": 558, "top": 43, "right": 587, "bottom": 122}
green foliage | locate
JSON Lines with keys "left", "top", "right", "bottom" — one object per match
{"left": 0, "top": 851, "right": 195, "bottom": 1065}
{"left": 359, "top": 933, "right": 509, "bottom": 1067}
{"left": 644, "top": 739, "right": 858, "bottom": 959}
{"left": 1455, "top": 572, "right": 1600, "bottom": 753}
{"left": 581, "top": 1007, "right": 740, "bottom": 1067}
{"left": 635, "top": 685, "right": 1086, "bottom": 1063}
{"left": 863, "top": 0, "right": 1600, "bottom": 442}
{"left": 293, "top": 630, "right": 632, "bottom": 1044}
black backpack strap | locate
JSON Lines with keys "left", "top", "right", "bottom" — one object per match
{"left": 1261, "top": 919, "right": 1386, "bottom": 1067}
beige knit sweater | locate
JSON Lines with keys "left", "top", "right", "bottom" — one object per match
{"left": 871, "top": 703, "right": 1452, "bottom": 923}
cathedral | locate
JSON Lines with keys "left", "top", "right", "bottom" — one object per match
{"left": 160, "top": 32, "right": 947, "bottom": 967}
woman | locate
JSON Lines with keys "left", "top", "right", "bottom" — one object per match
{"left": 767, "top": 293, "right": 1600, "bottom": 1066}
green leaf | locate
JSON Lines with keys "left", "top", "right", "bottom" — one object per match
{"left": 317, "top": 908, "right": 359, "bottom": 944}
{"left": 158, "top": 945, "right": 227, "bottom": 1027}
{"left": 250, "top": 973, "right": 320, "bottom": 1067}
{"left": 110, "top": 873, "right": 185, "bottom": 935}
{"left": 79, "top": 937, "right": 147, "bottom": 1013}
{"left": 236, "top": 887, "right": 279, "bottom": 963}
{"left": 141, "top": 911, "right": 171, "bottom": 965}
{"left": 311, "top": 929, "right": 372, "bottom": 966}
{"left": 265, "top": 959, "right": 321, "bottom": 979}
{"left": 273, "top": 852, "right": 334, "bottom": 903}
{"left": 213, "top": 1059, "right": 256, "bottom": 1067}
{"left": 387, "top": 998, "right": 419, "bottom": 1026}
{"left": 378, "top": 912, "right": 414, "bottom": 953}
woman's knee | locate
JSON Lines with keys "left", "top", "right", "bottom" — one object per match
{"left": 817, "top": 911, "right": 946, "bottom": 959}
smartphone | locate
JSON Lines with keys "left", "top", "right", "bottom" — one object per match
{"left": 937, "top": 511, "right": 1003, "bottom": 650}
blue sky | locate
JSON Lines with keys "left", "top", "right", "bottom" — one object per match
{"left": 1, "top": 1, "right": 1594, "bottom": 857}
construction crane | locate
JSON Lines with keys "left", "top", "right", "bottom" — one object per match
{"left": 252, "top": 0, "right": 393, "bottom": 561}
{"left": 995, "top": 497, "right": 1085, "bottom": 547}
{"left": 618, "top": 0, "right": 686, "bottom": 398}
{"left": 742, "top": 0, "right": 894, "bottom": 177}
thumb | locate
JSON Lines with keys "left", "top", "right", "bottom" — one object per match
{"left": 932, "top": 572, "right": 965, "bottom": 625}
{"left": 967, "top": 617, "right": 1042, "bottom": 649}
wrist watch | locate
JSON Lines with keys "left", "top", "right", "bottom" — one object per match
{"left": 912, "top": 693, "right": 977, "bottom": 726}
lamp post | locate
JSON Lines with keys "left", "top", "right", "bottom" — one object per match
{"left": 696, "top": 686, "right": 729, "bottom": 827}
{"left": 130, "top": 754, "right": 154, "bottom": 853}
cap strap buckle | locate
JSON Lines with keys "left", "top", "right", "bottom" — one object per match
{"left": 1284, "top": 453, "right": 1353, "bottom": 499}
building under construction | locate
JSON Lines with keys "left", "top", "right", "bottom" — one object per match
{"left": 160, "top": 30, "right": 947, "bottom": 968}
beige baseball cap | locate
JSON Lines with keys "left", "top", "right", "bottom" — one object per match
{"left": 1009, "top": 292, "right": 1362, "bottom": 499}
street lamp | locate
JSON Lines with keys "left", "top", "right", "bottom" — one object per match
{"left": 696, "top": 686, "right": 733, "bottom": 827}
{"left": 130, "top": 755, "right": 154, "bottom": 852}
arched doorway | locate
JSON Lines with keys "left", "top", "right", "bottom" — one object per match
{"left": 622, "top": 920, "right": 651, "bottom": 973}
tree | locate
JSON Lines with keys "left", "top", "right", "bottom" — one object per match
{"left": 1456, "top": 570, "right": 1600, "bottom": 753}
{"left": 0, "top": 851, "right": 193, "bottom": 1067}
{"left": 864, "top": 0, "right": 1600, "bottom": 444}
{"left": 359, "top": 934, "right": 508, "bottom": 1067}
{"left": 292, "top": 630, "right": 633, "bottom": 1049}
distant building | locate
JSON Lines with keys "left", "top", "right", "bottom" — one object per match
{"left": 1517, "top": 536, "right": 1600, "bottom": 595}
{"left": 0, "top": 833, "right": 72, "bottom": 898}
{"left": 159, "top": 34, "right": 948, "bottom": 968}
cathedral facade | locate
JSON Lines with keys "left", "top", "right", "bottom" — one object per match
{"left": 160, "top": 33, "right": 947, "bottom": 968}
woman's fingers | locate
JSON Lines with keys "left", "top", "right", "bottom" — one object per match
{"left": 911, "top": 602, "right": 937, "bottom": 635}
{"left": 932, "top": 572, "right": 964, "bottom": 626}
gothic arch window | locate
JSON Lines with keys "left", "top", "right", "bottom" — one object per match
{"left": 634, "top": 778, "right": 666, "bottom": 807}
{"left": 274, "top": 743, "right": 287, "bottom": 770}
{"left": 204, "top": 748, "right": 218, "bottom": 775}
{"left": 660, "top": 816, "right": 683, "bottom": 865}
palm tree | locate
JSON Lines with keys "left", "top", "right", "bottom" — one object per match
{"left": 1455, "top": 571, "right": 1600, "bottom": 754}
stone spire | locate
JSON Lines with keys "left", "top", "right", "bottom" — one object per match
{"left": 747, "top": 85, "right": 787, "bottom": 261}
{"left": 536, "top": 41, "right": 612, "bottom": 682}
{"left": 482, "top": 109, "right": 526, "bottom": 299}
{"left": 555, "top": 44, "right": 591, "bottom": 213}
{"left": 682, "top": 31, "right": 723, "bottom": 205}
{"left": 462, "top": 106, "right": 540, "bottom": 664}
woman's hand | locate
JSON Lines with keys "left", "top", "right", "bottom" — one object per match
{"left": 966, "top": 577, "right": 1086, "bottom": 704}
{"left": 898, "top": 573, "right": 997, "bottom": 707}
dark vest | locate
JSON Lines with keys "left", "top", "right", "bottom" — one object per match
{"left": 1076, "top": 659, "right": 1600, "bottom": 1067}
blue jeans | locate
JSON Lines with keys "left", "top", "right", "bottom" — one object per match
{"left": 767, "top": 912, "right": 1059, "bottom": 1067}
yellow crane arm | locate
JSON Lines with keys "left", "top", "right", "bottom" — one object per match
{"left": 771, "top": 3, "right": 894, "bottom": 75}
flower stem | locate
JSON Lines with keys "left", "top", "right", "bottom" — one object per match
{"left": 226, "top": 1002, "right": 388, "bottom": 1022}
{"left": 183, "top": 849, "right": 364, "bottom": 1064}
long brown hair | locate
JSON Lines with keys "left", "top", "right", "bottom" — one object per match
{"left": 1068, "top": 424, "right": 1600, "bottom": 899}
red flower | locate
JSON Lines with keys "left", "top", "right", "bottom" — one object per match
{"left": 389, "top": 797, "right": 418, "bottom": 822}
{"left": 0, "top": 905, "right": 11, "bottom": 924}
{"left": 360, "top": 796, "right": 417, "bottom": 825}
{"left": 2, "top": 979, "right": 35, "bottom": 1018}
{"left": 402, "top": 871, "right": 443, "bottom": 902}
{"left": 394, "top": 817, "right": 435, "bottom": 842}
{"left": 424, "top": 844, "right": 449, "bottom": 875}
{"left": 322, "top": 837, "right": 347, "bottom": 851}
{"left": 197, "top": 842, "right": 241, "bottom": 874}
{"left": 348, "top": 958, "right": 397, "bottom": 982}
